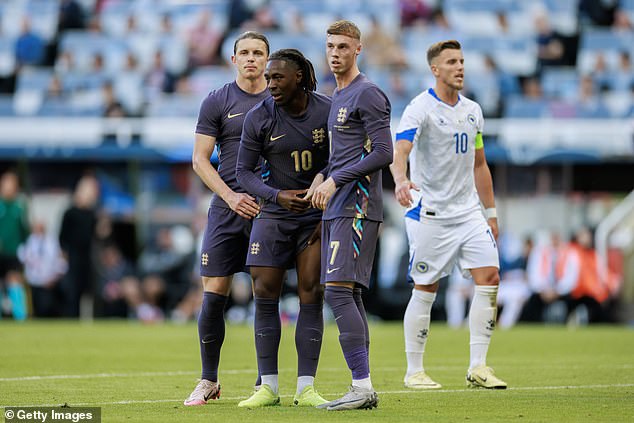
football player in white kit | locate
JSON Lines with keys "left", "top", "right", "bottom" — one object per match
{"left": 390, "top": 40, "right": 507, "bottom": 390}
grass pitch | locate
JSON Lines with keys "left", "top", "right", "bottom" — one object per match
{"left": 1, "top": 321, "right": 633, "bottom": 422}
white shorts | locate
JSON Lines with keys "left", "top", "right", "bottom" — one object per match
{"left": 405, "top": 214, "right": 499, "bottom": 285}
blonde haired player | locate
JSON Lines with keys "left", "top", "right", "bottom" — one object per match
{"left": 390, "top": 40, "right": 507, "bottom": 390}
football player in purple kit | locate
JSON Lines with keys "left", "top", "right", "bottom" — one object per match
{"left": 310, "top": 20, "right": 393, "bottom": 411}
{"left": 184, "top": 31, "right": 270, "bottom": 406}
{"left": 235, "top": 48, "right": 331, "bottom": 408}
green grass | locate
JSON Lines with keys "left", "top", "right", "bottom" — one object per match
{"left": 1, "top": 321, "right": 633, "bottom": 422}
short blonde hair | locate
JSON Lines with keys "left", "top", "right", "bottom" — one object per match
{"left": 326, "top": 20, "right": 361, "bottom": 40}
{"left": 426, "top": 40, "right": 461, "bottom": 65}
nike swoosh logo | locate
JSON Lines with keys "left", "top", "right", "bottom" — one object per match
{"left": 270, "top": 134, "right": 286, "bottom": 141}
{"left": 227, "top": 112, "right": 244, "bottom": 119}
{"left": 326, "top": 267, "right": 341, "bottom": 274}
{"left": 201, "top": 338, "right": 215, "bottom": 344}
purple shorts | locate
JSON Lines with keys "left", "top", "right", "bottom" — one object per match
{"left": 200, "top": 205, "right": 252, "bottom": 277}
{"left": 321, "top": 217, "right": 380, "bottom": 288}
{"left": 246, "top": 216, "right": 321, "bottom": 268}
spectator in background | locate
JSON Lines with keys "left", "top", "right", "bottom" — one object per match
{"left": 555, "top": 227, "right": 609, "bottom": 324}
{"left": 144, "top": 50, "right": 176, "bottom": 100}
{"left": 58, "top": 0, "right": 86, "bottom": 33}
{"left": 244, "top": 4, "right": 280, "bottom": 32}
{"left": 55, "top": 51, "right": 77, "bottom": 74}
{"left": 94, "top": 241, "right": 144, "bottom": 319}
{"left": 186, "top": 9, "right": 223, "bottom": 67}
{"left": 521, "top": 231, "right": 564, "bottom": 322}
{"left": 612, "top": 7, "right": 633, "bottom": 31}
{"left": 18, "top": 221, "right": 67, "bottom": 317}
{"left": 286, "top": 9, "right": 308, "bottom": 35}
{"left": 363, "top": 16, "right": 408, "bottom": 70}
{"left": 574, "top": 75, "right": 610, "bottom": 118}
{"left": 45, "top": 75, "right": 66, "bottom": 100}
{"left": 15, "top": 17, "right": 45, "bottom": 68}
{"left": 137, "top": 227, "right": 193, "bottom": 318}
{"left": 535, "top": 13, "right": 565, "bottom": 71}
{"left": 102, "top": 81, "right": 127, "bottom": 118}
{"left": 0, "top": 170, "right": 29, "bottom": 320}
{"left": 59, "top": 174, "right": 99, "bottom": 318}
{"left": 578, "top": 0, "right": 618, "bottom": 27}
{"left": 124, "top": 14, "right": 140, "bottom": 35}
{"left": 91, "top": 52, "right": 106, "bottom": 75}
{"left": 611, "top": 51, "right": 634, "bottom": 91}
{"left": 228, "top": 0, "right": 254, "bottom": 31}
{"left": 496, "top": 11, "right": 510, "bottom": 34}
{"left": 399, "top": 0, "right": 433, "bottom": 28}
{"left": 487, "top": 55, "right": 520, "bottom": 98}
{"left": 591, "top": 53, "right": 610, "bottom": 91}
{"left": 522, "top": 76, "right": 544, "bottom": 100}
{"left": 429, "top": 8, "right": 451, "bottom": 31}
{"left": 159, "top": 13, "right": 174, "bottom": 36}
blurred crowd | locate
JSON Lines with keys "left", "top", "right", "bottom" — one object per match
{"left": 0, "top": 0, "right": 633, "bottom": 119}
{"left": 0, "top": 169, "right": 207, "bottom": 323}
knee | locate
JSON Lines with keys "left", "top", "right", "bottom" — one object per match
{"left": 252, "top": 277, "right": 280, "bottom": 300}
{"left": 298, "top": 278, "right": 323, "bottom": 304}
{"left": 477, "top": 270, "right": 500, "bottom": 286}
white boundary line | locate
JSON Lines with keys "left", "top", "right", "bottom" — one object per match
{"left": 2, "top": 363, "right": 632, "bottom": 382}
{"left": 2, "top": 384, "right": 633, "bottom": 408}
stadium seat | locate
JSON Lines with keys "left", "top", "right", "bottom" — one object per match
{"left": 16, "top": 68, "right": 53, "bottom": 94}
{"left": 541, "top": 68, "right": 579, "bottom": 100}
{"left": 505, "top": 96, "right": 548, "bottom": 118}
{"left": 0, "top": 95, "right": 16, "bottom": 116}
{"left": 0, "top": 37, "right": 16, "bottom": 77}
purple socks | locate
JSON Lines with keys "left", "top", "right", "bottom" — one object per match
{"left": 325, "top": 285, "right": 370, "bottom": 380}
{"left": 198, "top": 292, "right": 228, "bottom": 382}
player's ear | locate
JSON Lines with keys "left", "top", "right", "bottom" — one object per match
{"left": 296, "top": 69, "right": 303, "bottom": 85}
{"left": 231, "top": 55, "right": 237, "bottom": 65}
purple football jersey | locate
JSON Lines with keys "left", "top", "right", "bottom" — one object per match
{"left": 195, "top": 81, "right": 269, "bottom": 208}
{"left": 237, "top": 92, "right": 331, "bottom": 218}
{"left": 323, "top": 74, "right": 392, "bottom": 222}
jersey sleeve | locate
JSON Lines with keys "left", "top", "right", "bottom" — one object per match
{"left": 396, "top": 97, "right": 426, "bottom": 143}
{"left": 236, "top": 108, "right": 279, "bottom": 203}
{"left": 195, "top": 91, "right": 221, "bottom": 137}
{"left": 329, "top": 87, "right": 393, "bottom": 187}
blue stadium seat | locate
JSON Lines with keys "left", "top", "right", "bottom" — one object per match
{"left": 16, "top": 68, "right": 53, "bottom": 93}
{"left": 189, "top": 66, "right": 235, "bottom": 95}
{"left": 505, "top": 96, "right": 548, "bottom": 118}
{"left": 541, "top": 68, "right": 579, "bottom": 100}
{"left": 146, "top": 95, "right": 200, "bottom": 118}
{"left": 0, "top": 37, "right": 16, "bottom": 77}
{"left": 0, "top": 95, "right": 16, "bottom": 116}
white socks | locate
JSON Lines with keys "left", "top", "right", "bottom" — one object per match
{"left": 469, "top": 285, "right": 498, "bottom": 370}
{"left": 352, "top": 376, "right": 373, "bottom": 390}
{"left": 403, "top": 289, "right": 436, "bottom": 378}
{"left": 261, "top": 374, "right": 279, "bottom": 394}
{"left": 296, "top": 376, "right": 314, "bottom": 396}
